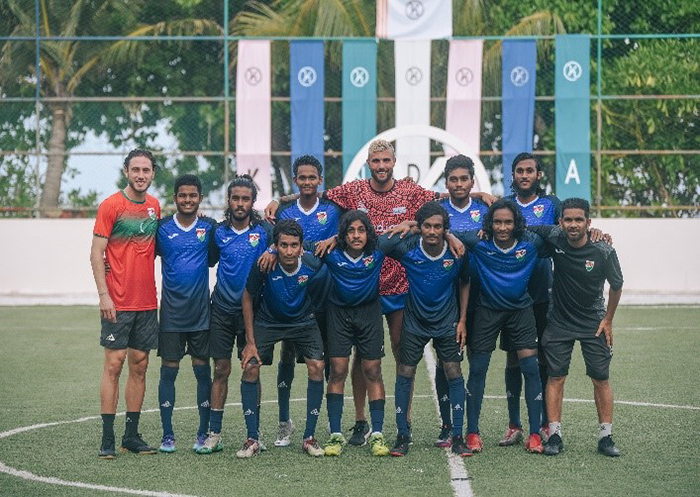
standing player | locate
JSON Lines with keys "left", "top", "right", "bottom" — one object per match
{"left": 529, "top": 198, "right": 623, "bottom": 457}
{"left": 271, "top": 155, "right": 341, "bottom": 447}
{"left": 238, "top": 220, "right": 326, "bottom": 458}
{"left": 155, "top": 174, "right": 217, "bottom": 453}
{"left": 90, "top": 149, "right": 160, "bottom": 458}
{"left": 196, "top": 175, "right": 271, "bottom": 455}
{"left": 380, "top": 203, "right": 472, "bottom": 457}
{"left": 501, "top": 153, "right": 560, "bottom": 445}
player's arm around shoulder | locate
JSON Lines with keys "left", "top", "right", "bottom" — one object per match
{"left": 377, "top": 231, "right": 417, "bottom": 261}
{"left": 452, "top": 229, "right": 481, "bottom": 250}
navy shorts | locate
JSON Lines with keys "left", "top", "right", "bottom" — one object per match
{"left": 209, "top": 305, "right": 246, "bottom": 360}
{"left": 254, "top": 321, "right": 324, "bottom": 366}
{"left": 158, "top": 330, "right": 209, "bottom": 362}
{"left": 470, "top": 306, "right": 538, "bottom": 353}
{"left": 327, "top": 299, "right": 384, "bottom": 360}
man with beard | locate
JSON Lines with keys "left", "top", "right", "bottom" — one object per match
{"left": 91, "top": 149, "right": 161, "bottom": 458}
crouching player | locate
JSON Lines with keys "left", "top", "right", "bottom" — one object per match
{"left": 239, "top": 220, "right": 326, "bottom": 458}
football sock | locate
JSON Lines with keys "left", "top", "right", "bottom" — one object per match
{"left": 519, "top": 355, "right": 543, "bottom": 435}
{"left": 549, "top": 421, "right": 562, "bottom": 438}
{"left": 124, "top": 412, "right": 140, "bottom": 438}
{"left": 598, "top": 423, "right": 613, "bottom": 440}
{"left": 448, "top": 376, "right": 466, "bottom": 437}
{"left": 435, "top": 365, "right": 452, "bottom": 428}
{"left": 369, "top": 399, "right": 385, "bottom": 434}
{"left": 504, "top": 366, "right": 522, "bottom": 428}
{"left": 395, "top": 375, "right": 413, "bottom": 436}
{"left": 539, "top": 362, "right": 549, "bottom": 426}
{"left": 241, "top": 380, "right": 259, "bottom": 439}
{"left": 326, "top": 393, "right": 344, "bottom": 434}
{"left": 158, "top": 365, "right": 179, "bottom": 437}
{"left": 209, "top": 409, "right": 223, "bottom": 434}
{"left": 303, "top": 379, "right": 324, "bottom": 439}
{"left": 466, "top": 351, "right": 491, "bottom": 434}
{"left": 101, "top": 413, "right": 115, "bottom": 442}
{"left": 192, "top": 363, "right": 211, "bottom": 436}
{"left": 277, "top": 362, "right": 295, "bottom": 423}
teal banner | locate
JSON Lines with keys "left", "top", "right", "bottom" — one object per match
{"left": 555, "top": 35, "right": 591, "bottom": 201}
{"left": 342, "top": 40, "right": 377, "bottom": 175}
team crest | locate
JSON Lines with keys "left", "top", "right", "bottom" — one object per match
{"left": 585, "top": 260, "right": 595, "bottom": 272}
{"left": 196, "top": 228, "right": 206, "bottom": 242}
{"left": 363, "top": 255, "right": 375, "bottom": 269}
{"left": 515, "top": 249, "right": 527, "bottom": 261}
{"left": 147, "top": 207, "right": 156, "bottom": 220}
{"left": 533, "top": 205, "right": 544, "bottom": 218}
{"left": 298, "top": 274, "right": 309, "bottom": 286}
{"left": 248, "top": 233, "right": 260, "bottom": 247}
{"left": 316, "top": 211, "right": 328, "bottom": 225}
{"left": 470, "top": 210, "right": 481, "bottom": 222}
{"left": 443, "top": 259, "right": 454, "bottom": 270}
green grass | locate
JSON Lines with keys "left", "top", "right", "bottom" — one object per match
{"left": 0, "top": 306, "right": 699, "bottom": 496}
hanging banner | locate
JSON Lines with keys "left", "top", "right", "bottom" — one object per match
{"left": 555, "top": 34, "right": 591, "bottom": 201}
{"left": 395, "top": 39, "right": 431, "bottom": 180}
{"left": 501, "top": 40, "right": 536, "bottom": 194}
{"left": 290, "top": 40, "right": 325, "bottom": 189}
{"left": 342, "top": 40, "right": 377, "bottom": 176}
{"left": 377, "top": 0, "right": 452, "bottom": 39}
{"left": 445, "top": 39, "right": 483, "bottom": 157}
{"left": 236, "top": 40, "right": 271, "bottom": 209}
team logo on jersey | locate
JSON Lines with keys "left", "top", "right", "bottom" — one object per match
{"left": 470, "top": 210, "right": 481, "bottom": 222}
{"left": 443, "top": 259, "right": 454, "bottom": 270}
{"left": 196, "top": 228, "right": 206, "bottom": 242}
{"left": 298, "top": 274, "right": 309, "bottom": 286}
{"left": 358, "top": 201, "right": 368, "bottom": 213}
{"left": 248, "top": 233, "right": 260, "bottom": 247}
{"left": 585, "top": 260, "right": 595, "bottom": 272}
{"left": 363, "top": 255, "right": 375, "bottom": 268}
{"left": 147, "top": 207, "right": 156, "bottom": 220}
{"left": 533, "top": 205, "right": 544, "bottom": 218}
{"left": 317, "top": 211, "right": 328, "bottom": 225}
{"left": 515, "top": 249, "right": 527, "bottom": 261}
{"left": 392, "top": 206, "right": 407, "bottom": 215}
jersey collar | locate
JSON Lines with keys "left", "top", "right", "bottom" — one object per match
{"left": 296, "top": 197, "right": 320, "bottom": 215}
{"left": 343, "top": 250, "right": 364, "bottom": 264}
{"left": 515, "top": 196, "right": 540, "bottom": 209}
{"left": 174, "top": 215, "right": 196, "bottom": 232}
{"left": 280, "top": 257, "right": 302, "bottom": 277}
{"left": 419, "top": 237, "right": 448, "bottom": 261}
{"left": 449, "top": 197, "right": 473, "bottom": 213}
{"left": 231, "top": 225, "right": 250, "bottom": 236}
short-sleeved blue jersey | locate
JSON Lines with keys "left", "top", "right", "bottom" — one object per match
{"left": 506, "top": 194, "right": 561, "bottom": 303}
{"left": 211, "top": 221, "right": 271, "bottom": 314}
{"left": 380, "top": 234, "right": 469, "bottom": 338}
{"left": 321, "top": 249, "right": 384, "bottom": 307}
{"left": 246, "top": 252, "right": 324, "bottom": 327}
{"left": 458, "top": 230, "right": 548, "bottom": 311}
{"left": 156, "top": 215, "right": 217, "bottom": 333}
{"left": 438, "top": 197, "right": 490, "bottom": 232}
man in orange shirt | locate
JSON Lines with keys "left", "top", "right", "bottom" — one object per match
{"left": 90, "top": 149, "right": 161, "bottom": 458}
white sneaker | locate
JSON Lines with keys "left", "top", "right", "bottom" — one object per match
{"left": 235, "top": 438, "right": 261, "bottom": 459}
{"left": 274, "top": 419, "right": 295, "bottom": 447}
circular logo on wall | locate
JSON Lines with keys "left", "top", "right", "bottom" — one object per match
{"left": 245, "top": 67, "right": 262, "bottom": 86}
{"left": 297, "top": 66, "right": 317, "bottom": 87}
{"left": 563, "top": 60, "right": 583, "bottom": 82}
{"left": 456, "top": 67, "right": 474, "bottom": 86}
{"left": 406, "top": 1, "right": 425, "bottom": 20}
{"left": 350, "top": 66, "right": 369, "bottom": 88}
{"left": 510, "top": 66, "right": 529, "bottom": 87}
{"left": 405, "top": 66, "right": 423, "bottom": 86}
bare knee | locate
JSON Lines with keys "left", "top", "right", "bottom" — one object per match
{"left": 127, "top": 350, "right": 149, "bottom": 378}
{"left": 397, "top": 364, "right": 416, "bottom": 379}
{"left": 213, "top": 360, "right": 232, "bottom": 382}
{"left": 307, "top": 360, "right": 325, "bottom": 381}
{"left": 361, "top": 361, "right": 383, "bottom": 384}
{"left": 242, "top": 363, "right": 260, "bottom": 383}
{"left": 329, "top": 359, "right": 349, "bottom": 385}
{"left": 548, "top": 376, "right": 567, "bottom": 387}
{"left": 443, "top": 362, "right": 462, "bottom": 380}
{"left": 104, "top": 351, "right": 126, "bottom": 379}
{"left": 591, "top": 378, "right": 610, "bottom": 390}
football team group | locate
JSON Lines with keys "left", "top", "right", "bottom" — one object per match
{"left": 90, "top": 140, "right": 623, "bottom": 461}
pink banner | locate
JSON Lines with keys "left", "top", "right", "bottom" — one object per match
{"left": 235, "top": 40, "right": 271, "bottom": 209}
{"left": 445, "top": 40, "right": 483, "bottom": 156}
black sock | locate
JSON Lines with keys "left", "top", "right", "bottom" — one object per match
{"left": 101, "top": 413, "right": 115, "bottom": 442}
{"left": 125, "top": 411, "right": 140, "bottom": 438}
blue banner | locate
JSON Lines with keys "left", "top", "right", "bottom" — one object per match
{"left": 555, "top": 35, "right": 591, "bottom": 201}
{"left": 290, "top": 41, "right": 325, "bottom": 190}
{"left": 342, "top": 40, "right": 377, "bottom": 176}
{"left": 501, "top": 40, "right": 536, "bottom": 194}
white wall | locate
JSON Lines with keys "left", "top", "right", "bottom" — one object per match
{"left": 0, "top": 218, "right": 698, "bottom": 305}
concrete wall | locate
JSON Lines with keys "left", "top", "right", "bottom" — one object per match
{"left": 1, "top": 218, "right": 698, "bottom": 305}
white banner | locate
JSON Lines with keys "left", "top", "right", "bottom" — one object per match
{"left": 377, "top": 0, "right": 452, "bottom": 39}
{"left": 394, "top": 40, "right": 431, "bottom": 180}
{"left": 445, "top": 40, "right": 483, "bottom": 156}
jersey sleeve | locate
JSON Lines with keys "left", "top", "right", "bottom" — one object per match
{"left": 453, "top": 229, "right": 481, "bottom": 249}
{"left": 259, "top": 221, "right": 274, "bottom": 241}
{"left": 301, "top": 252, "right": 324, "bottom": 272}
{"left": 207, "top": 219, "right": 220, "bottom": 267}
{"left": 93, "top": 199, "right": 117, "bottom": 239}
{"left": 527, "top": 224, "right": 557, "bottom": 239}
{"left": 523, "top": 231, "right": 551, "bottom": 257}
{"left": 550, "top": 195, "right": 562, "bottom": 220}
{"left": 378, "top": 233, "right": 415, "bottom": 261}
{"left": 245, "top": 263, "right": 265, "bottom": 296}
{"left": 323, "top": 182, "right": 359, "bottom": 210}
{"left": 603, "top": 247, "right": 624, "bottom": 291}
{"left": 458, "top": 253, "right": 470, "bottom": 284}
{"left": 277, "top": 202, "right": 294, "bottom": 220}
{"left": 155, "top": 218, "right": 167, "bottom": 257}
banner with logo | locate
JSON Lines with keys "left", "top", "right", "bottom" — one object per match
{"left": 290, "top": 40, "right": 325, "bottom": 190}
{"left": 555, "top": 35, "right": 591, "bottom": 201}
{"left": 235, "top": 40, "right": 272, "bottom": 209}
{"left": 377, "top": 0, "right": 452, "bottom": 39}
{"left": 395, "top": 39, "right": 431, "bottom": 180}
{"left": 445, "top": 39, "right": 483, "bottom": 156}
{"left": 501, "top": 40, "right": 536, "bottom": 193}
{"left": 342, "top": 40, "right": 377, "bottom": 176}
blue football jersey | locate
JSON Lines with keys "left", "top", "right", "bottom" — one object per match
{"left": 211, "top": 221, "right": 271, "bottom": 314}
{"left": 438, "top": 197, "right": 489, "bottom": 232}
{"left": 156, "top": 215, "right": 217, "bottom": 332}
{"left": 322, "top": 248, "right": 384, "bottom": 307}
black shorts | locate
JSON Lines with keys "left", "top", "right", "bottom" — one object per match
{"left": 255, "top": 321, "right": 324, "bottom": 366}
{"left": 285, "top": 311, "right": 329, "bottom": 364}
{"left": 100, "top": 310, "right": 158, "bottom": 351}
{"left": 470, "top": 306, "right": 538, "bottom": 353}
{"left": 400, "top": 328, "right": 463, "bottom": 367}
{"left": 500, "top": 300, "right": 549, "bottom": 352}
{"left": 158, "top": 330, "right": 209, "bottom": 362}
{"left": 542, "top": 323, "right": 613, "bottom": 381}
{"left": 327, "top": 300, "right": 384, "bottom": 360}
{"left": 209, "top": 305, "right": 246, "bottom": 360}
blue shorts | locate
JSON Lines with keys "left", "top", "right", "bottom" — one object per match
{"left": 380, "top": 293, "right": 407, "bottom": 315}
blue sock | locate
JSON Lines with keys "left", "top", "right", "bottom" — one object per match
{"left": 539, "top": 363, "right": 549, "bottom": 427}
{"left": 519, "top": 355, "right": 543, "bottom": 435}
{"left": 192, "top": 363, "right": 211, "bottom": 436}
{"left": 435, "top": 366, "right": 452, "bottom": 428}
{"left": 241, "top": 380, "right": 259, "bottom": 439}
{"left": 277, "top": 362, "right": 295, "bottom": 423}
{"left": 369, "top": 399, "right": 385, "bottom": 434}
{"left": 326, "top": 393, "right": 344, "bottom": 434}
{"left": 395, "top": 375, "right": 413, "bottom": 436}
{"left": 466, "top": 351, "right": 491, "bottom": 434}
{"left": 448, "top": 376, "right": 465, "bottom": 437}
{"left": 303, "top": 379, "right": 324, "bottom": 439}
{"left": 505, "top": 366, "right": 522, "bottom": 428}
{"left": 209, "top": 409, "right": 223, "bottom": 434}
{"left": 158, "top": 365, "right": 178, "bottom": 437}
